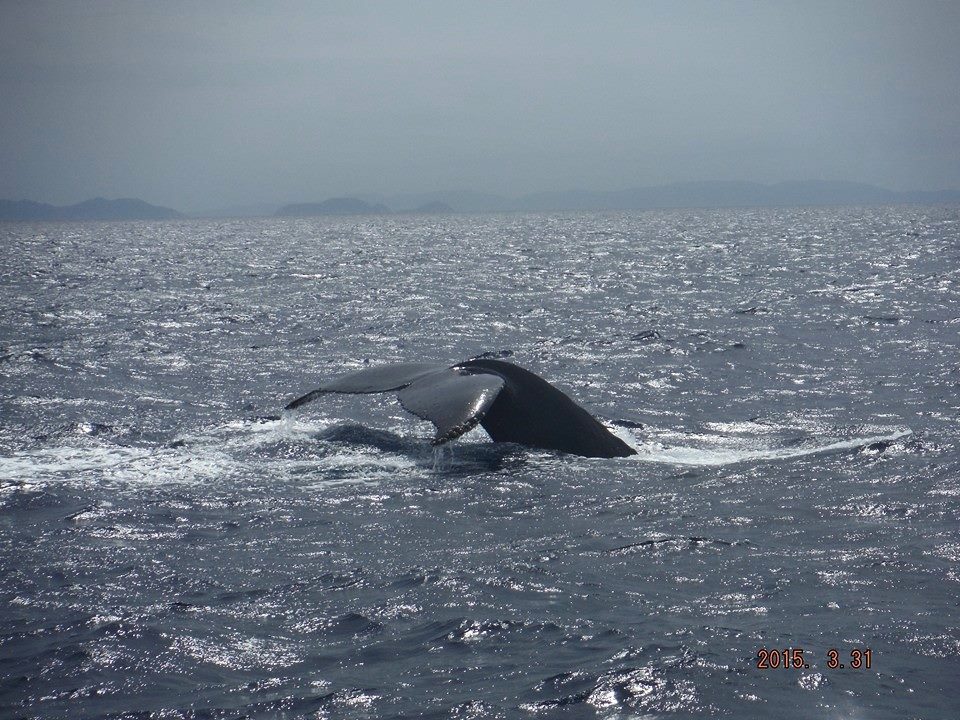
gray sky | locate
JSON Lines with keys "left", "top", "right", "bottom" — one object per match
{"left": 1, "top": 0, "right": 958, "bottom": 211}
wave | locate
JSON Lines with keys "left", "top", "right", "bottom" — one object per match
{"left": 0, "top": 416, "right": 419, "bottom": 490}
{"left": 619, "top": 425, "right": 912, "bottom": 467}
{"left": 0, "top": 413, "right": 914, "bottom": 490}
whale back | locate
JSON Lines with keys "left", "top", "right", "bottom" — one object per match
{"left": 458, "top": 358, "right": 636, "bottom": 458}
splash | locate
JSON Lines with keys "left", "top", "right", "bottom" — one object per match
{"left": 0, "top": 416, "right": 419, "bottom": 490}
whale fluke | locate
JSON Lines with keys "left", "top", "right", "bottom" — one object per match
{"left": 285, "top": 358, "right": 636, "bottom": 458}
{"left": 285, "top": 363, "right": 439, "bottom": 409}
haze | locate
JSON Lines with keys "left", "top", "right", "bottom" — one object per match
{"left": 2, "top": 0, "right": 958, "bottom": 212}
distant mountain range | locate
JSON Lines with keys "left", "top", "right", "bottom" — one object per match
{"left": 274, "top": 197, "right": 453, "bottom": 217}
{"left": 529, "top": 180, "right": 960, "bottom": 211}
{"left": 274, "top": 197, "right": 391, "bottom": 217}
{"left": 3, "top": 181, "right": 959, "bottom": 221}
{"left": 368, "top": 180, "right": 960, "bottom": 214}
{"left": 0, "top": 197, "right": 181, "bottom": 221}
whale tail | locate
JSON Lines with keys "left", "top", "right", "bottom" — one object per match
{"left": 285, "top": 359, "right": 636, "bottom": 459}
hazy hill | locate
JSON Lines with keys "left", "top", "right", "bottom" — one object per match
{"left": 368, "top": 191, "right": 509, "bottom": 213}
{"left": 275, "top": 197, "right": 391, "bottom": 217}
{"left": 363, "top": 181, "right": 959, "bottom": 214}
{"left": 511, "top": 180, "right": 960, "bottom": 212}
{"left": 6, "top": 181, "right": 958, "bottom": 222}
{"left": 0, "top": 197, "right": 182, "bottom": 221}
{"left": 194, "top": 202, "right": 281, "bottom": 218}
{"left": 406, "top": 201, "right": 454, "bottom": 214}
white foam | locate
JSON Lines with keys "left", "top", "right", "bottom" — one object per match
{"left": 0, "top": 444, "right": 237, "bottom": 487}
{"left": 0, "top": 415, "right": 422, "bottom": 490}
{"left": 1, "top": 415, "right": 915, "bottom": 488}
{"left": 215, "top": 414, "right": 327, "bottom": 446}
{"left": 625, "top": 428, "right": 912, "bottom": 467}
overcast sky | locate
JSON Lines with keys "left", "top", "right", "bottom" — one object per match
{"left": 1, "top": 0, "right": 958, "bottom": 211}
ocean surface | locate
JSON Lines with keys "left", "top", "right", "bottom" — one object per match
{"left": 1, "top": 207, "right": 958, "bottom": 719}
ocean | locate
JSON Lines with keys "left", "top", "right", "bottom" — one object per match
{"left": 1, "top": 207, "right": 958, "bottom": 718}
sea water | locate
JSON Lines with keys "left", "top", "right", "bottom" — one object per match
{"left": 1, "top": 207, "right": 958, "bottom": 718}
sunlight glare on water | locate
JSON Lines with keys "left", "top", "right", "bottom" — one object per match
{"left": 1, "top": 207, "right": 958, "bottom": 718}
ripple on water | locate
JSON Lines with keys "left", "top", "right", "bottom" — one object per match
{"left": 2, "top": 209, "right": 959, "bottom": 718}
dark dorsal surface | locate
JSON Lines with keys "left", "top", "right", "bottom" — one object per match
{"left": 455, "top": 358, "right": 636, "bottom": 458}
{"left": 285, "top": 358, "right": 636, "bottom": 458}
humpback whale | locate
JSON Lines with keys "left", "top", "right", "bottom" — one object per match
{"left": 285, "top": 358, "right": 637, "bottom": 458}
